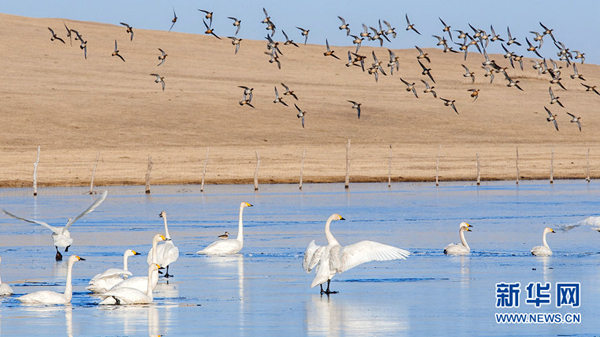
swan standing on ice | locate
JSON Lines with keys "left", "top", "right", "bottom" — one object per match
{"left": 444, "top": 222, "right": 473, "bottom": 255}
{"left": 197, "top": 202, "right": 253, "bottom": 255}
{"left": 147, "top": 211, "right": 179, "bottom": 278}
{"left": 99, "top": 264, "right": 161, "bottom": 305}
{"left": 86, "top": 249, "right": 140, "bottom": 293}
{"left": 2, "top": 191, "right": 108, "bottom": 261}
{"left": 531, "top": 227, "right": 555, "bottom": 256}
{"left": 0, "top": 256, "right": 13, "bottom": 295}
{"left": 17, "top": 255, "right": 85, "bottom": 304}
{"left": 303, "top": 214, "right": 411, "bottom": 294}
{"left": 107, "top": 234, "right": 165, "bottom": 295}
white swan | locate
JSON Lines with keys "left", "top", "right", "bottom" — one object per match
{"left": 107, "top": 234, "right": 165, "bottom": 295}
{"left": 531, "top": 227, "right": 555, "bottom": 256}
{"left": 303, "top": 214, "right": 411, "bottom": 294}
{"left": 444, "top": 222, "right": 473, "bottom": 255}
{"left": 2, "top": 191, "right": 107, "bottom": 261}
{"left": 86, "top": 249, "right": 141, "bottom": 293}
{"left": 99, "top": 264, "right": 161, "bottom": 305}
{"left": 147, "top": 211, "right": 179, "bottom": 277}
{"left": 0, "top": 256, "right": 13, "bottom": 295}
{"left": 197, "top": 202, "right": 253, "bottom": 255}
{"left": 17, "top": 255, "right": 84, "bottom": 304}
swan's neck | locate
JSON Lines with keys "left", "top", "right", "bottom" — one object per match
{"left": 152, "top": 239, "right": 159, "bottom": 264}
{"left": 236, "top": 205, "right": 245, "bottom": 242}
{"left": 123, "top": 254, "right": 129, "bottom": 271}
{"left": 146, "top": 267, "right": 154, "bottom": 298}
{"left": 163, "top": 215, "right": 171, "bottom": 239}
{"left": 325, "top": 218, "right": 339, "bottom": 246}
{"left": 542, "top": 231, "right": 550, "bottom": 249}
{"left": 459, "top": 228, "right": 470, "bottom": 251}
{"left": 64, "top": 260, "right": 75, "bottom": 302}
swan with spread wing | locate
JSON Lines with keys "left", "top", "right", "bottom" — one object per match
{"left": 303, "top": 214, "right": 410, "bottom": 294}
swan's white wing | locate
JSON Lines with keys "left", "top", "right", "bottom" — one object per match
{"left": 556, "top": 216, "right": 600, "bottom": 232}
{"left": 302, "top": 240, "right": 324, "bottom": 273}
{"left": 339, "top": 240, "right": 410, "bottom": 273}
{"left": 90, "top": 268, "right": 132, "bottom": 284}
{"left": 2, "top": 209, "right": 57, "bottom": 232}
{"left": 65, "top": 190, "right": 108, "bottom": 229}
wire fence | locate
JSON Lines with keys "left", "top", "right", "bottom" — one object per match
{"left": 0, "top": 143, "right": 596, "bottom": 192}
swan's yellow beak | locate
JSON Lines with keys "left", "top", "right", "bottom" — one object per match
{"left": 156, "top": 264, "right": 164, "bottom": 269}
{"left": 550, "top": 229, "right": 555, "bottom": 233}
{"left": 76, "top": 256, "right": 85, "bottom": 261}
{"left": 245, "top": 202, "right": 253, "bottom": 207}
{"left": 132, "top": 250, "right": 140, "bottom": 255}
{"left": 160, "top": 234, "right": 166, "bottom": 241}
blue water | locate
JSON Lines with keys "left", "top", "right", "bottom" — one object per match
{"left": 0, "top": 181, "right": 598, "bottom": 336}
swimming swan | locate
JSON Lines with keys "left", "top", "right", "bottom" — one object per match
{"left": 531, "top": 227, "right": 555, "bottom": 256}
{"left": 2, "top": 191, "right": 107, "bottom": 261}
{"left": 17, "top": 255, "right": 85, "bottom": 304}
{"left": 99, "top": 264, "right": 161, "bottom": 305}
{"left": 444, "top": 222, "right": 473, "bottom": 255}
{"left": 86, "top": 249, "right": 140, "bottom": 293}
{"left": 107, "top": 234, "right": 165, "bottom": 295}
{"left": 147, "top": 211, "right": 179, "bottom": 277}
{"left": 0, "top": 256, "right": 13, "bottom": 295}
{"left": 197, "top": 202, "right": 253, "bottom": 255}
{"left": 303, "top": 214, "right": 411, "bottom": 294}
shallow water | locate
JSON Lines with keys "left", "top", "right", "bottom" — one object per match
{"left": 0, "top": 181, "right": 599, "bottom": 336}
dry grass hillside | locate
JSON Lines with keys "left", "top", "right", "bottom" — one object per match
{"left": 1, "top": 13, "right": 599, "bottom": 187}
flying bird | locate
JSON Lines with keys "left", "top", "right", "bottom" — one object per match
{"left": 421, "top": 79, "right": 437, "bottom": 98}
{"left": 157, "top": 48, "right": 167, "bottom": 66}
{"left": 63, "top": 22, "right": 72, "bottom": 45}
{"left": 418, "top": 60, "right": 435, "bottom": 83}
{"left": 47, "top": 27, "right": 65, "bottom": 44}
{"left": 169, "top": 7, "right": 178, "bottom": 32}
{"left": 120, "top": 22, "right": 134, "bottom": 41}
{"left": 198, "top": 9, "right": 213, "bottom": 26}
{"left": 441, "top": 97, "right": 458, "bottom": 114}
{"left": 461, "top": 64, "right": 475, "bottom": 83}
{"left": 549, "top": 87, "right": 564, "bottom": 107}
{"left": 228, "top": 37, "right": 242, "bottom": 54}
{"left": 2, "top": 191, "right": 107, "bottom": 261}
{"left": 566, "top": 112, "right": 581, "bottom": 131}
{"left": 400, "top": 78, "right": 418, "bottom": 98}
{"left": 203, "top": 19, "right": 220, "bottom": 39}
{"left": 239, "top": 99, "right": 255, "bottom": 108}
{"left": 273, "top": 86, "right": 288, "bottom": 106}
{"left": 338, "top": 16, "right": 350, "bottom": 36}
{"left": 297, "top": 26, "right": 310, "bottom": 45}
{"left": 468, "top": 88, "right": 480, "bottom": 102}
{"left": 405, "top": 14, "right": 420, "bottom": 35}
{"left": 323, "top": 39, "right": 340, "bottom": 60}
{"left": 347, "top": 100, "right": 361, "bottom": 119}
{"left": 111, "top": 40, "right": 125, "bottom": 62}
{"left": 506, "top": 26, "right": 521, "bottom": 46}
{"left": 581, "top": 83, "right": 600, "bottom": 96}
{"left": 545, "top": 106, "right": 559, "bottom": 131}
{"left": 238, "top": 86, "right": 254, "bottom": 102}
{"left": 415, "top": 46, "right": 430, "bottom": 63}
{"left": 281, "top": 83, "right": 298, "bottom": 100}
{"left": 294, "top": 103, "right": 307, "bottom": 128}
{"left": 302, "top": 214, "right": 410, "bottom": 294}
{"left": 71, "top": 29, "right": 87, "bottom": 59}
{"left": 228, "top": 17, "right": 242, "bottom": 35}
{"left": 150, "top": 74, "right": 165, "bottom": 91}
{"left": 282, "top": 30, "right": 299, "bottom": 47}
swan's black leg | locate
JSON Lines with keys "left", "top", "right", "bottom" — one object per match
{"left": 65, "top": 245, "right": 70, "bottom": 252}
{"left": 324, "top": 280, "right": 338, "bottom": 294}
{"left": 320, "top": 284, "right": 324, "bottom": 293}
{"left": 164, "top": 265, "right": 173, "bottom": 278}
{"left": 55, "top": 247, "right": 63, "bottom": 261}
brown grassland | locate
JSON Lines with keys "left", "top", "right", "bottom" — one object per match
{"left": 1, "top": 13, "right": 599, "bottom": 188}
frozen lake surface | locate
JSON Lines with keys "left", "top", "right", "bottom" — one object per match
{"left": 0, "top": 181, "right": 599, "bottom": 336}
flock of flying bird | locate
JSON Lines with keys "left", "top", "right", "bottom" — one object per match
{"left": 44, "top": 8, "right": 598, "bottom": 131}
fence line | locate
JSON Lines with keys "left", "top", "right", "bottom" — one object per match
{"left": 0, "top": 143, "right": 598, "bottom": 191}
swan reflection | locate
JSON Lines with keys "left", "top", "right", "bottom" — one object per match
{"left": 305, "top": 293, "right": 408, "bottom": 336}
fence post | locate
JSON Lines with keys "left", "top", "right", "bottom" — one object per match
{"left": 299, "top": 148, "right": 305, "bottom": 190}
{"left": 436, "top": 145, "right": 440, "bottom": 187}
{"left": 586, "top": 148, "right": 591, "bottom": 183}
{"left": 345, "top": 139, "right": 350, "bottom": 189}
{"left": 550, "top": 148, "right": 554, "bottom": 184}
{"left": 201, "top": 147, "right": 209, "bottom": 192}
{"left": 89, "top": 150, "right": 100, "bottom": 194}
{"left": 254, "top": 151, "right": 260, "bottom": 191}
{"left": 388, "top": 145, "right": 392, "bottom": 188}
{"left": 33, "top": 146, "right": 40, "bottom": 196}
{"left": 145, "top": 155, "right": 153, "bottom": 194}
{"left": 516, "top": 146, "right": 519, "bottom": 185}
{"left": 476, "top": 153, "right": 481, "bottom": 186}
